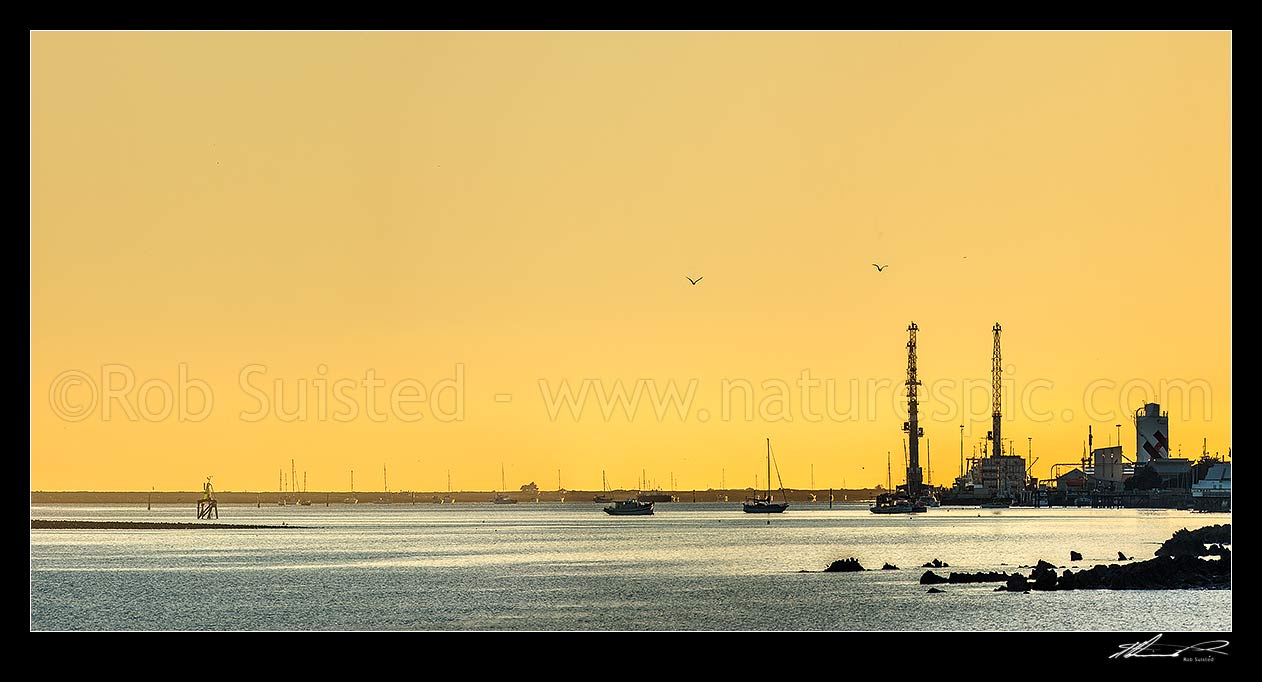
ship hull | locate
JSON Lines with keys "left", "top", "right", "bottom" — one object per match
{"left": 743, "top": 503, "right": 788, "bottom": 513}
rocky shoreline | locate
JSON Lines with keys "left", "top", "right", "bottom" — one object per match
{"left": 820, "top": 524, "right": 1230, "bottom": 592}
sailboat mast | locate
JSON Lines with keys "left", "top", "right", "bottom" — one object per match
{"left": 766, "top": 438, "right": 771, "bottom": 501}
{"left": 501, "top": 463, "right": 505, "bottom": 492}
{"left": 887, "top": 451, "right": 892, "bottom": 491}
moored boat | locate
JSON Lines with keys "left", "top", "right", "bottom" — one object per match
{"left": 604, "top": 499, "right": 654, "bottom": 516}
{"left": 743, "top": 438, "right": 790, "bottom": 514}
{"left": 870, "top": 492, "right": 927, "bottom": 514}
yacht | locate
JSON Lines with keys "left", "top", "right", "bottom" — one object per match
{"left": 743, "top": 438, "right": 789, "bottom": 514}
{"left": 494, "top": 464, "right": 518, "bottom": 504}
{"left": 594, "top": 470, "right": 613, "bottom": 503}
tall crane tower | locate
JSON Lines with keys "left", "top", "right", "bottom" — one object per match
{"left": 902, "top": 322, "right": 924, "bottom": 494}
{"left": 989, "top": 323, "right": 1002, "bottom": 457}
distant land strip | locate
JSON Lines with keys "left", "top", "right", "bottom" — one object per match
{"left": 31, "top": 520, "right": 307, "bottom": 530}
{"left": 30, "top": 489, "right": 881, "bottom": 505}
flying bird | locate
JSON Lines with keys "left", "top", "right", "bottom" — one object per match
{"left": 872, "top": 264, "right": 888, "bottom": 272}
{"left": 686, "top": 276, "right": 704, "bottom": 285}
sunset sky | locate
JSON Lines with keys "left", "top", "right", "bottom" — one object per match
{"left": 30, "top": 32, "right": 1231, "bottom": 492}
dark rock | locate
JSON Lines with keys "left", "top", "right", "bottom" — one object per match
{"left": 921, "top": 558, "right": 949, "bottom": 568}
{"left": 881, "top": 563, "right": 899, "bottom": 570}
{"left": 1004, "top": 574, "right": 1030, "bottom": 592}
{"left": 824, "top": 557, "right": 865, "bottom": 572}
{"left": 1118, "top": 552, "right": 1130, "bottom": 561}
{"left": 920, "top": 570, "right": 948, "bottom": 585}
{"left": 1155, "top": 524, "right": 1231, "bottom": 558}
{"left": 1070, "top": 551, "right": 1083, "bottom": 561}
{"left": 927, "top": 587, "right": 945, "bottom": 594}
{"left": 1031, "top": 561, "right": 1058, "bottom": 591}
{"left": 1019, "top": 554, "right": 1230, "bottom": 591}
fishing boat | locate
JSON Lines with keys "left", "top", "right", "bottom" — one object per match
{"left": 743, "top": 438, "right": 789, "bottom": 513}
{"left": 917, "top": 492, "right": 941, "bottom": 508}
{"left": 604, "top": 499, "right": 654, "bottom": 516}
{"left": 870, "top": 492, "right": 927, "bottom": 514}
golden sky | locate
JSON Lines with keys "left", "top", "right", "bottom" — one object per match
{"left": 31, "top": 31, "right": 1231, "bottom": 492}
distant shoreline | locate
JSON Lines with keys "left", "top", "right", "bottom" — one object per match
{"left": 31, "top": 489, "right": 881, "bottom": 505}
{"left": 31, "top": 519, "right": 305, "bottom": 530}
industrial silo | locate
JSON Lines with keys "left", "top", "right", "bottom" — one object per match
{"left": 1134, "top": 403, "right": 1170, "bottom": 463}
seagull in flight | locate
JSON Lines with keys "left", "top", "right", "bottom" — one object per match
{"left": 686, "top": 276, "right": 704, "bottom": 285}
{"left": 872, "top": 264, "right": 888, "bottom": 272}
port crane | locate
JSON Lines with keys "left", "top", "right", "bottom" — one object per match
{"left": 901, "top": 322, "right": 924, "bottom": 494}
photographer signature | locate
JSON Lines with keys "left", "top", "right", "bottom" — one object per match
{"left": 1111, "top": 634, "right": 1229, "bottom": 659}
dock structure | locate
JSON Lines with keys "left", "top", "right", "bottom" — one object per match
{"left": 196, "top": 477, "right": 219, "bottom": 520}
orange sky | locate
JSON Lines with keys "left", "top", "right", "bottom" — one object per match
{"left": 30, "top": 31, "right": 1231, "bottom": 492}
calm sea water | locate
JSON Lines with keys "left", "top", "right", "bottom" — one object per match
{"left": 29, "top": 502, "right": 1231, "bottom": 631}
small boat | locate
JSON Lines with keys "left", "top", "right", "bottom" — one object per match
{"left": 594, "top": 470, "right": 613, "bottom": 503}
{"left": 494, "top": 464, "right": 518, "bottom": 504}
{"left": 343, "top": 497, "right": 358, "bottom": 505}
{"left": 744, "top": 498, "right": 789, "bottom": 513}
{"left": 870, "top": 492, "right": 927, "bottom": 514}
{"left": 743, "top": 438, "right": 789, "bottom": 514}
{"left": 604, "top": 499, "right": 654, "bottom": 516}
{"left": 637, "top": 491, "right": 675, "bottom": 503}
{"left": 917, "top": 493, "right": 941, "bottom": 508}
{"left": 980, "top": 498, "right": 1011, "bottom": 509}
